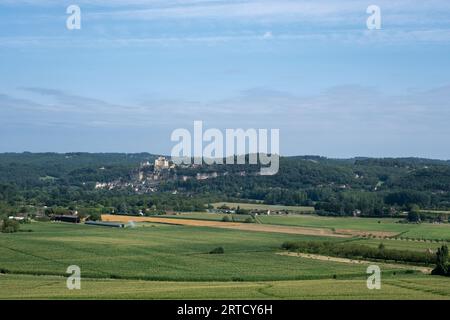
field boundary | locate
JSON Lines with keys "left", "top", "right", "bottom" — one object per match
{"left": 277, "top": 252, "right": 432, "bottom": 274}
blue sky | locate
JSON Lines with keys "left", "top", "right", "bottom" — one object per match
{"left": 1, "top": 0, "right": 450, "bottom": 158}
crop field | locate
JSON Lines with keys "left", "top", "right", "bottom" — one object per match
{"left": 257, "top": 215, "right": 450, "bottom": 241}
{"left": 347, "top": 238, "right": 448, "bottom": 252}
{"left": 0, "top": 222, "right": 370, "bottom": 281}
{"left": 0, "top": 220, "right": 449, "bottom": 299}
{"left": 1, "top": 274, "right": 449, "bottom": 299}
{"left": 212, "top": 202, "right": 315, "bottom": 213}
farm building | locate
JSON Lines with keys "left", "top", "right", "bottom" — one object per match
{"left": 85, "top": 221, "right": 125, "bottom": 228}
{"left": 52, "top": 215, "right": 80, "bottom": 223}
{"left": 8, "top": 216, "right": 26, "bottom": 221}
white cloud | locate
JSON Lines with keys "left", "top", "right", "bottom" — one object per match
{"left": 262, "top": 31, "right": 273, "bottom": 39}
{"left": 4, "top": 84, "right": 449, "bottom": 131}
{"left": 2, "top": 27, "right": 450, "bottom": 49}
{"left": 3, "top": 85, "right": 450, "bottom": 156}
{"left": 1, "top": 0, "right": 449, "bottom": 46}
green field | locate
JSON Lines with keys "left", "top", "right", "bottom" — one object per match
{"left": 1, "top": 274, "right": 449, "bottom": 299}
{"left": 345, "top": 238, "right": 447, "bottom": 252}
{"left": 1, "top": 220, "right": 449, "bottom": 299}
{"left": 167, "top": 212, "right": 450, "bottom": 240}
{"left": 257, "top": 215, "right": 450, "bottom": 241}
{"left": 172, "top": 209, "right": 450, "bottom": 241}
{"left": 212, "top": 202, "right": 315, "bottom": 213}
{"left": 0, "top": 222, "right": 388, "bottom": 281}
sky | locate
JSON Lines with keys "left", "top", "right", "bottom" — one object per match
{"left": 0, "top": 0, "right": 450, "bottom": 158}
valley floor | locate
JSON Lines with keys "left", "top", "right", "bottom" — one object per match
{"left": 1, "top": 219, "right": 449, "bottom": 300}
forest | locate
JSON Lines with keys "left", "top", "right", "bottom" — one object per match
{"left": 1, "top": 152, "right": 450, "bottom": 219}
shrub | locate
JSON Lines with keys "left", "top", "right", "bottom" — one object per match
{"left": 221, "top": 216, "right": 230, "bottom": 222}
{"left": 1, "top": 218, "right": 20, "bottom": 233}
{"left": 431, "top": 245, "right": 449, "bottom": 276}
{"left": 88, "top": 212, "right": 102, "bottom": 221}
{"left": 281, "top": 241, "right": 299, "bottom": 251}
{"left": 236, "top": 206, "right": 249, "bottom": 215}
{"left": 209, "top": 247, "right": 225, "bottom": 254}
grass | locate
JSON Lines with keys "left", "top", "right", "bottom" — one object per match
{"left": 212, "top": 202, "right": 315, "bottom": 213}
{"left": 1, "top": 273, "right": 449, "bottom": 299}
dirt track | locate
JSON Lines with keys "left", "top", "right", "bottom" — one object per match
{"left": 101, "top": 214, "right": 351, "bottom": 238}
{"left": 277, "top": 252, "right": 432, "bottom": 274}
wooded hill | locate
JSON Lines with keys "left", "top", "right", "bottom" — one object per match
{"left": 1, "top": 153, "right": 450, "bottom": 217}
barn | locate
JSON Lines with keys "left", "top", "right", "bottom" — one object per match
{"left": 52, "top": 215, "right": 80, "bottom": 223}
{"left": 85, "top": 221, "right": 125, "bottom": 228}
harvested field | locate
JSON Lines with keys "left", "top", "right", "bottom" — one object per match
{"left": 101, "top": 214, "right": 350, "bottom": 238}
{"left": 220, "top": 224, "right": 350, "bottom": 237}
{"left": 334, "top": 228, "right": 398, "bottom": 238}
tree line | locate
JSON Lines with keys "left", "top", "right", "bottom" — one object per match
{"left": 2, "top": 153, "right": 450, "bottom": 218}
